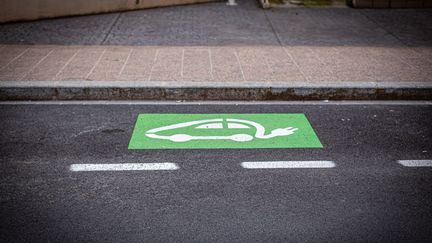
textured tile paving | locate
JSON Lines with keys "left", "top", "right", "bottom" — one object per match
{"left": 0, "top": 0, "right": 431, "bottom": 83}
{"left": 1, "top": 45, "right": 431, "bottom": 82}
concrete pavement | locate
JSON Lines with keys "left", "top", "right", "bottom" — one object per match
{"left": 1, "top": 45, "right": 432, "bottom": 83}
{"left": 0, "top": 0, "right": 431, "bottom": 100}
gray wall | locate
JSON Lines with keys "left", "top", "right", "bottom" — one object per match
{"left": 0, "top": 0, "right": 219, "bottom": 23}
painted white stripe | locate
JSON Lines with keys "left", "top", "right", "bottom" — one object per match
{"left": 1, "top": 100, "right": 430, "bottom": 106}
{"left": 241, "top": 161, "right": 335, "bottom": 169}
{"left": 70, "top": 163, "right": 179, "bottom": 172}
{"left": 398, "top": 160, "right": 432, "bottom": 167}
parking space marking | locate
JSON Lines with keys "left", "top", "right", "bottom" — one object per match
{"left": 70, "top": 163, "right": 179, "bottom": 172}
{"left": 68, "top": 160, "right": 432, "bottom": 172}
{"left": 398, "top": 160, "right": 432, "bottom": 167}
{"left": 129, "top": 113, "right": 322, "bottom": 149}
{"left": 241, "top": 161, "right": 336, "bottom": 169}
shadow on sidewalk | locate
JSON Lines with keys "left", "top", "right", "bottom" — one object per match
{"left": 0, "top": 0, "right": 431, "bottom": 47}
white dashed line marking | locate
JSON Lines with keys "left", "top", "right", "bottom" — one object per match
{"left": 398, "top": 160, "right": 432, "bottom": 167}
{"left": 70, "top": 163, "right": 179, "bottom": 172}
{"left": 241, "top": 161, "right": 336, "bottom": 169}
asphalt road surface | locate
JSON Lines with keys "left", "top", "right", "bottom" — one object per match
{"left": 1, "top": 101, "right": 432, "bottom": 242}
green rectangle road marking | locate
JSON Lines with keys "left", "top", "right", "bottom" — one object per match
{"left": 128, "top": 114, "right": 323, "bottom": 149}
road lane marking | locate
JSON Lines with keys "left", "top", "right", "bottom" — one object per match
{"left": 70, "top": 163, "right": 179, "bottom": 172}
{"left": 398, "top": 160, "right": 432, "bottom": 167}
{"left": 1, "top": 100, "right": 431, "bottom": 106}
{"left": 241, "top": 161, "right": 335, "bottom": 169}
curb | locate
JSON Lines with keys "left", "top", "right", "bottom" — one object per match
{"left": 1, "top": 81, "right": 431, "bottom": 101}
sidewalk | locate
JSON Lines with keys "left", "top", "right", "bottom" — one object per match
{"left": 0, "top": 0, "right": 431, "bottom": 100}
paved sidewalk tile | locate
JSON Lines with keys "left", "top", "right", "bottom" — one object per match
{"left": 183, "top": 48, "right": 213, "bottom": 81}
{"left": 0, "top": 45, "right": 30, "bottom": 70}
{"left": 0, "top": 1, "right": 431, "bottom": 84}
{"left": 22, "top": 47, "right": 79, "bottom": 81}
{"left": 236, "top": 47, "right": 274, "bottom": 82}
{"left": 326, "top": 47, "right": 381, "bottom": 82}
{"left": 415, "top": 47, "right": 432, "bottom": 61}
{"left": 0, "top": 46, "right": 53, "bottom": 81}
{"left": 262, "top": 47, "right": 307, "bottom": 82}
{"left": 364, "top": 47, "right": 430, "bottom": 82}
{"left": 211, "top": 47, "right": 245, "bottom": 82}
{"left": 118, "top": 47, "right": 157, "bottom": 81}
{"left": 285, "top": 46, "right": 337, "bottom": 82}
{"left": 1, "top": 44, "right": 432, "bottom": 82}
{"left": 56, "top": 47, "right": 105, "bottom": 81}
{"left": 149, "top": 48, "right": 183, "bottom": 81}
{"left": 87, "top": 47, "right": 131, "bottom": 81}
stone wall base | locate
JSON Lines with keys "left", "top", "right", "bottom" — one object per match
{"left": 352, "top": 0, "right": 432, "bottom": 8}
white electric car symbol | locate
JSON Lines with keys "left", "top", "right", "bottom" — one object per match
{"left": 145, "top": 118, "right": 298, "bottom": 142}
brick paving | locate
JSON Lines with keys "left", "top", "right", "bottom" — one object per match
{"left": 1, "top": 44, "right": 431, "bottom": 82}
{"left": 0, "top": 0, "right": 431, "bottom": 83}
